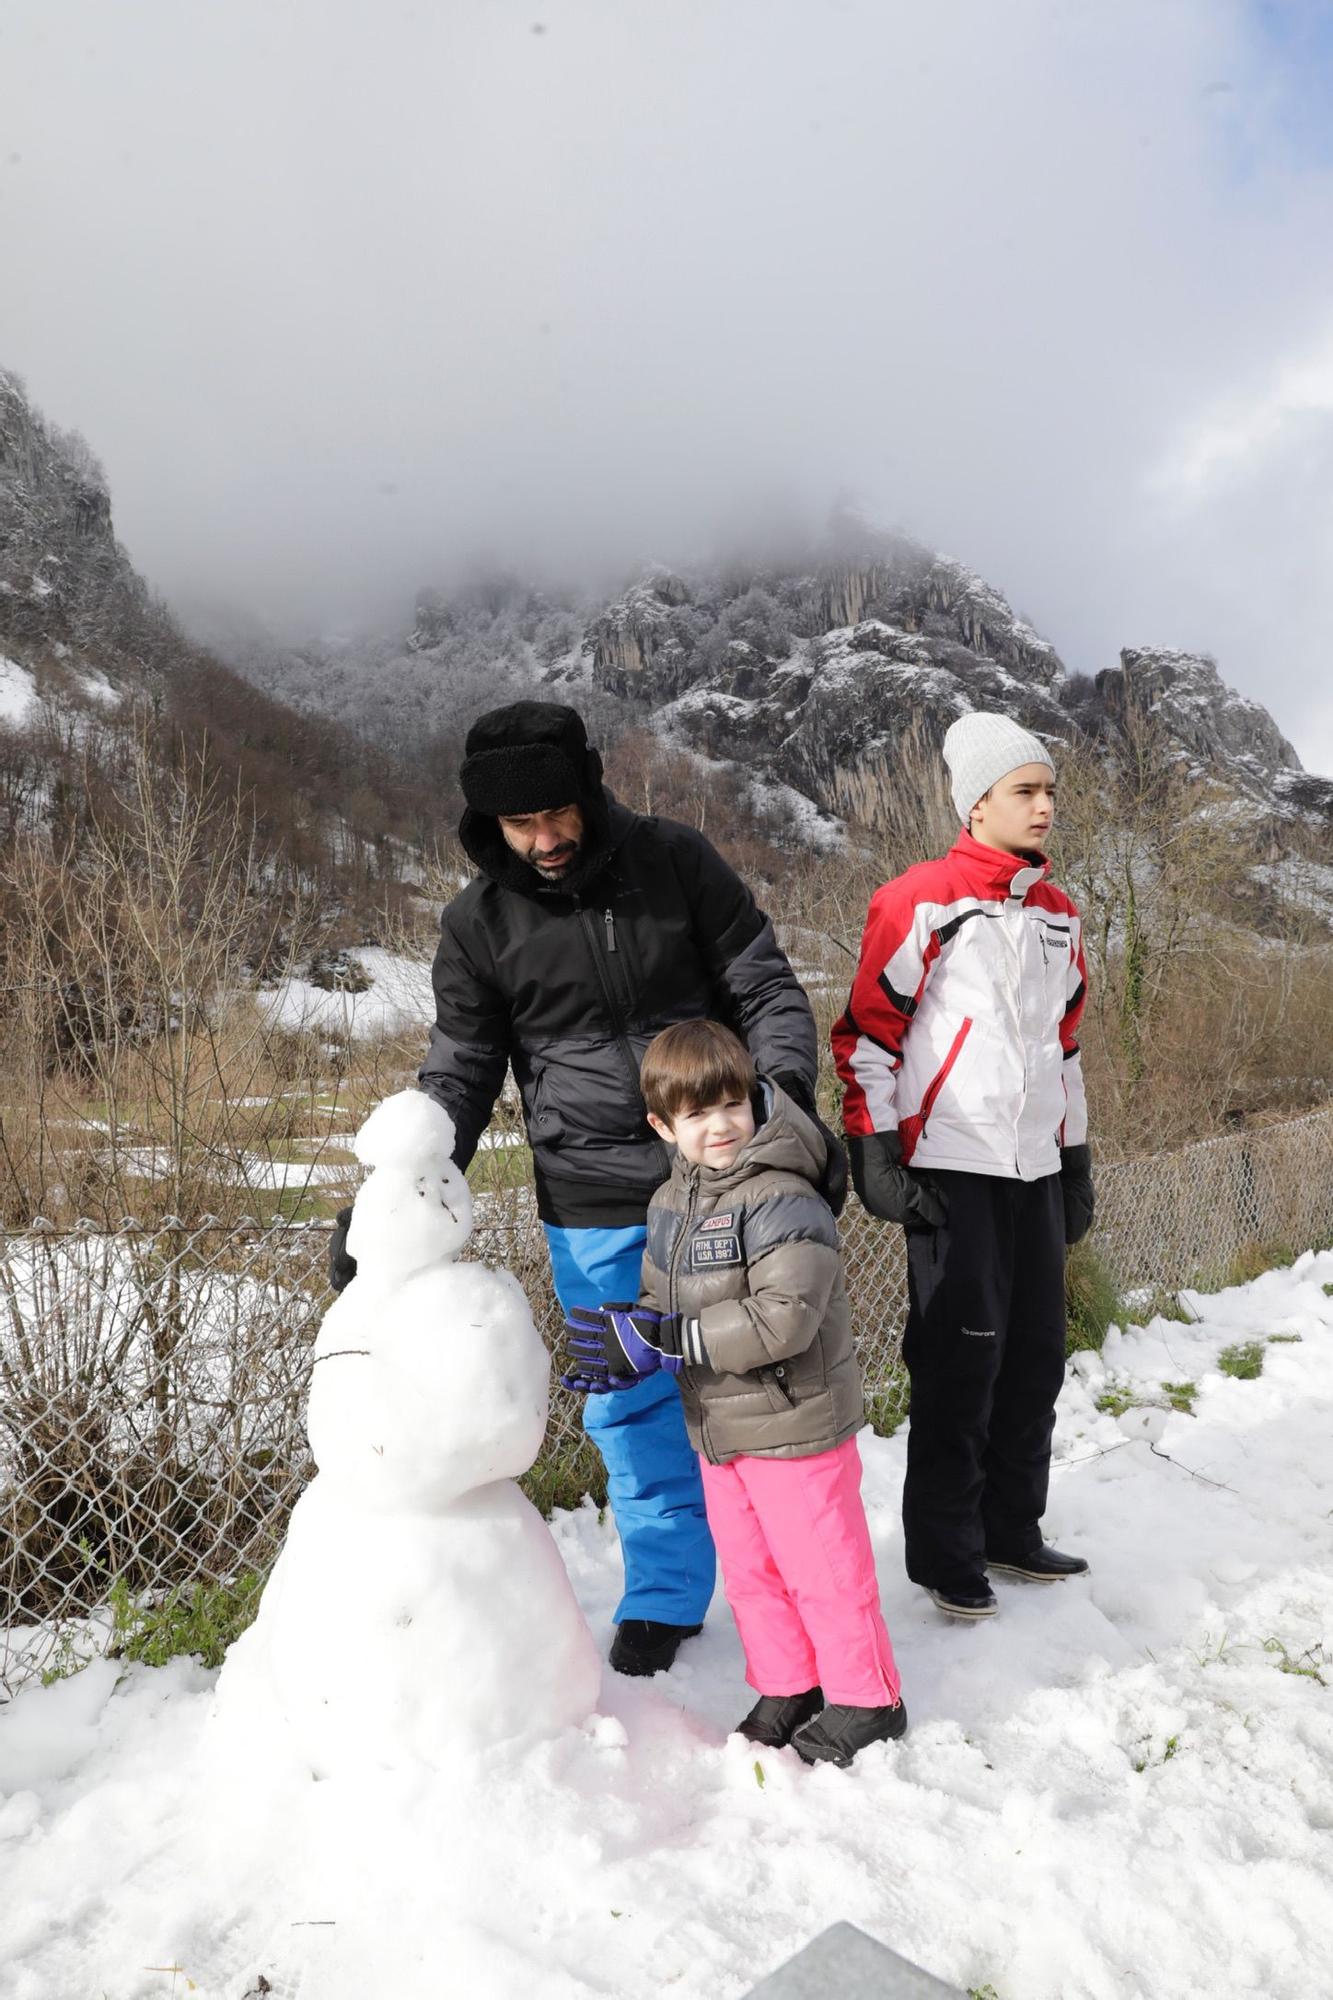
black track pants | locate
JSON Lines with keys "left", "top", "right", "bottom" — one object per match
{"left": 901, "top": 1169, "right": 1066, "bottom": 1595}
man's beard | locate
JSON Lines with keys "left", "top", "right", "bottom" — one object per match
{"left": 524, "top": 836, "right": 576, "bottom": 884}
{"left": 529, "top": 841, "right": 580, "bottom": 882}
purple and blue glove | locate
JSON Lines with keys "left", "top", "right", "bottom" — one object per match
{"left": 559, "top": 1301, "right": 709, "bottom": 1395}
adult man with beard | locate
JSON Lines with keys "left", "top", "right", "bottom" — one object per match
{"left": 331, "top": 700, "right": 829, "bottom": 1677}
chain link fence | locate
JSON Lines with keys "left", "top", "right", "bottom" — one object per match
{"left": 4, "top": 1103, "right": 1333, "bottom": 1696}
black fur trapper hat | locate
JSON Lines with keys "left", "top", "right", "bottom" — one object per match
{"left": 459, "top": 701, "right": 604, "bottom": 818}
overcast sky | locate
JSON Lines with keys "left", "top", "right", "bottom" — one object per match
{"left": 2, "top": 0, "right": 1332, "bottom": 771}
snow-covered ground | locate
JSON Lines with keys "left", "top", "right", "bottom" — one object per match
{"left": 3, "top": 1253, "right": 1333, "bottom": 1999}
{"left": 259, "top": 947, "right": 435, "bottom": 1040}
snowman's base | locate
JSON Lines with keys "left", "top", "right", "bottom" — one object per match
{"left": 217, "top": 1476, "right": 601, "bottom": 1778}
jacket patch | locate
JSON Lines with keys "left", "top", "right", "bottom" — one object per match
{"left": 700, "top": 1211, "right": 736, "bottom": 1231}
{"left": 689, "top": 1231, "right": 741, "bottom": 1268}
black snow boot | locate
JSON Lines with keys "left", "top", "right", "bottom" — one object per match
{"left": 792, "top": 1700, "right": 908, "bottom": 1768}
{"left": 926, "top": 1583, "right": 999, "bottom": 1619}
{"left": 608, "top": 1619, "right": 703, "bottom": 1677}
{"left": 986, "top": 1544, "right": 1089, "bottom": 1583}
{"left": 735, "top": 1688, "right": 824, "bottom": 1748}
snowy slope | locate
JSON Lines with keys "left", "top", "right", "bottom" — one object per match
{"left": 2, "top": 1253, "right": 1333, "bottom": 1999}
{"left": 0, "top": 654, "right": 37, "bottom": 723}
{"left": 259, "top": 947, "right": 436, "bottom": 1039}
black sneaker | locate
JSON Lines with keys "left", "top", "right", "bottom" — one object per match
{"left": 735, "top": 1688, "right": 824, "bottom": 1748}
{"left": 608, "top": 1619, "right": 704, "bottom": 1677}
{"left": 987, "top": 1544, "right": 1089, "bottom": 1583}
{"left": 792, "top": 1700, "right": 908, "bottom": 1768}
{"left": 926, "top": 1584, "right": 998, "bottom": 1618}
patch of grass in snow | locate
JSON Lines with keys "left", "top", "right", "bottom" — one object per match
{"left": 1188, "top": 1630, "right": 1234, "bottom": 1668}
{"left": 1323, "top": 1282, "right": 1333, "bottom": 1298}
{"left": 107, "top": 1569, "right": 266, "bottom": 1669}
{"left": 1095, "top": 1379, "right": 1197, "bottom": 1419}
{"left": 1133, "top": 1733, "right": 1182, "bottom": 1772}
{"left": 38, "top": 1623, "right": 105, "bottom": 1686}
{"left": 969, "top": 1986, "right": 1001, "bottom": 2000}
{"left": 1065, "top": 1240, "right": 1122, "bottom": 1352}
{"left": 865, "top": 1369, "right": 911, "bottom": 1438}
{"left": 1262, "top": 1637, "right": 1329, "bottom": 1686}
{"left": 1218, "top": 1340, "right": 1265, "bottom": 1381}
{"left": 1267, "top": 1332, "right": 1303, "bottom": 1344}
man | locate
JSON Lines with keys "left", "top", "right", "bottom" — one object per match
{"left": 832, "top": 711, "right": 1095, "bottom": 1619}
{"left": 333, "top": 700, "right": 824, "bottom": 1676}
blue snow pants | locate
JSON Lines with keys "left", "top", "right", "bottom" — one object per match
{"left": 544, "top": 1223, "right": 716, "bottom": 1627}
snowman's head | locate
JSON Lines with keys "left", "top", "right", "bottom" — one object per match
{"left": 346, "top": 1091, "right": 474, "bottom": 1277}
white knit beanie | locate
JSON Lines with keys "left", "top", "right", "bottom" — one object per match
{"left": 942, "top": 712, "right": 1055, "bottom": 825}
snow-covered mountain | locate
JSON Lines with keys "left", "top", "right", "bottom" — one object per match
{"left": 6, "top": 355, "right": 1327, "bottom": 882}
{"left": 235, "top": 525, "right": 1331, "bottom": 849}
{"left": 570, "top": 543, "right": 1332, "bottom": 833}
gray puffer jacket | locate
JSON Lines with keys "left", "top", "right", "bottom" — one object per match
{"left": 639, "top": 1086, "right": 864, "bottom": 1465}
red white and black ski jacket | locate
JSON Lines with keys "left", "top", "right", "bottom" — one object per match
{"left": 833, "top": 831, "right": 1089, "bottom": 1182}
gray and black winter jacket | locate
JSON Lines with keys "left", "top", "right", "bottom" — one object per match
{"left": 418, "top": 793, "right": 817, "bottom": 1229}
{"left": 639, "top": 1086, "right": 864, "bottom": 1464}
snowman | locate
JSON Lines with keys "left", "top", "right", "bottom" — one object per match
{"left": 215, "top": 1089, "right": 601, "bottom": 1776}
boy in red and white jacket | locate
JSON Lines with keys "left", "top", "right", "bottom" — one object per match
{"left": 833, "top": 713, "right": 1094, "bottom": 1618}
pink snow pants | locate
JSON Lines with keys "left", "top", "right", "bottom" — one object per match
{"left": 699, "top": 1436, "right": 901, "bottom": 1707}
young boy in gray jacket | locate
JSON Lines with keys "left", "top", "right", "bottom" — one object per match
{"left": 562, "top": 1019, "right": 905, "bottom": 1768}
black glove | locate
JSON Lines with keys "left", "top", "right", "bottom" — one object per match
{"left": 773, "top": 1073, "right": 850, "bottom": 1220}
{"left": 328, "top": 1204, "right": 358, "bottom": 1293}
{"left": 847, "top": 1131, "right": 946, "bottom": 1229}
{"left": 1060, "top": 1144, "right": 1095, "bottom": 1246}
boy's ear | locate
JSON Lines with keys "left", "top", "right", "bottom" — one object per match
{"left": 646, "top": 1111, "right": 675, "bottom": 1144}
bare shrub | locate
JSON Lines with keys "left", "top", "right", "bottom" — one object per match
{"left": 0, "top": 731, "right": 355, "bottom": 1226}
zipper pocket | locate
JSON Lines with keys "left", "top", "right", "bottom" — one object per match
{"left": 916, "top": 1016, "right": 974, "bottom": 1137}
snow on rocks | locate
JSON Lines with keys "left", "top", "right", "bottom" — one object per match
{"left": 3, "top": 1250, "right": 1333, "bottom": 1998}
{"left": 211, "top": 1089, "right": 600, "bottom": 1778}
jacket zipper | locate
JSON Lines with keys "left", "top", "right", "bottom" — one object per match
{"left": 667, "top": 1165, "right": 700, "bottom": 1320}
{"left": 575, "top": 898, "right": 672, "bottom": 1179}
{"left": 1009, "top": 902, "right": 1028, "bottom": 1172}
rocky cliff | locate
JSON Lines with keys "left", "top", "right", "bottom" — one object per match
{"left": 563, "top": 538, "right": 1333, "bottom": 836}
{"left": 0, "top": 370, "right": 433, "bottom": 904}
{"left": 0, "top": 369, "right": 177, "bottom": 693}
